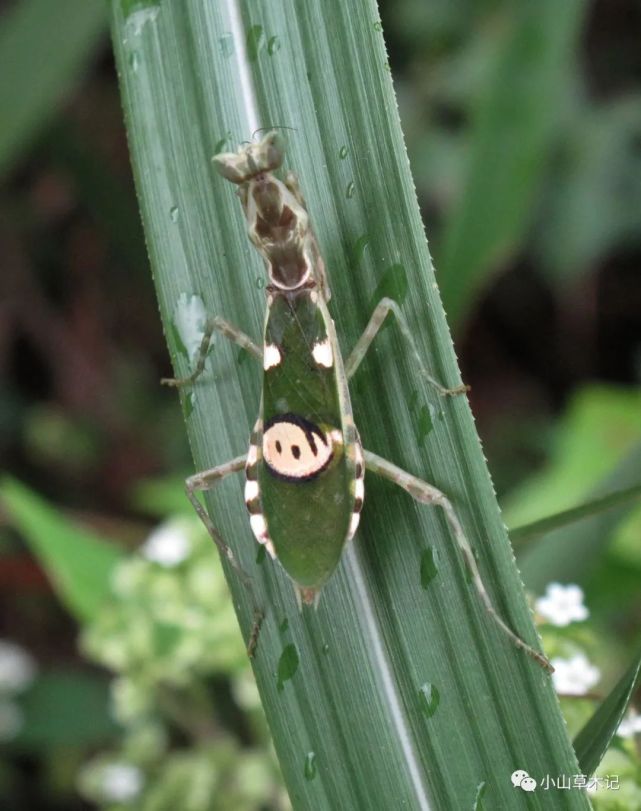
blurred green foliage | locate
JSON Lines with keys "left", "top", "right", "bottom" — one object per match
{"left": 78, "top": 517, "right": 286, "bottom": 811}
{"left": 0, "top": 0, "right": 640, "bottom": 808}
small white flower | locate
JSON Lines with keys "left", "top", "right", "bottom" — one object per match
{"left": 100, "top": 763, "right": 144, "bottom": 803}
{"left": 551, "top": 653, "right": 600, "bottom": 695}
{"left": 0, "top": 640, "right": 37, "bottom": 693}
{"left": 535, "top": 583, "right": 589, "bottom": 627}
{"left": 0, "top": 700, "right": 23, "bottom": 740}
{"left": 617, "top": 708, "right": 641, "bottom": 738}
{"left": 141, "top": 519, "right": 192, "bottom": 567}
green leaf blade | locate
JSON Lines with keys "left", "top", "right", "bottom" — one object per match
{"left": 574, "top": 649, "right": 641, "bottom": 776}
{"left": 109, "top": 1, "right": 590, "bottom": 807}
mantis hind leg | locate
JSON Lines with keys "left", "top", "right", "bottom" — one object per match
{"left": 363, "top": 449, "right": 552, "bottom": 673}
{"left": 345, "top": 297, "right": 468, "bottom": 396}
{"left": 186, "top": 455, "right": 264, "bottom": 657}
{"left": 162, "top": 316, "right": 262, "bottom": 388}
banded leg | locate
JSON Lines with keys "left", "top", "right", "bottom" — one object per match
{"left": 345, "top": 297, "right": 468, "bottom": 396}
{"left": 186, "top": 455, "right": 264, "bottom": 656}
{"left": 162, "top": 316, "right": 262, "bottom": 387}
{"left": 363, "top": 450, "right": 552, "bottom": 672}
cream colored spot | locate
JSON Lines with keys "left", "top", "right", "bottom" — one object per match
{"left": 354, "top": 478, "right": 364, "bottom": 501}
{"left": 246, "top": 444, "right": 258, "bottom": 466}
{"left": 348, "top": 512, "right": 361, "bottom": 537}
{"left": 263, "top": 418, "right": 332, "bottom": 479}
{"left": 250, "top": 513, "right": 268, "bottom": 540}
{"left": 263, "top": 343, "right": 281, "bottom": 370}
{"left": 244, "top": 480, "right": 259, "bottom": 501}
{"left": 312, "top": 338, "right": 333, "bottom": 368}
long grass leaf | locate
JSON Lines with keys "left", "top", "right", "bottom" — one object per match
{"left": 109, "top": 2, "right": 589, "bottom": 807}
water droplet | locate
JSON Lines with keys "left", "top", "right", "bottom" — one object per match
{"left": 171, "top": 293, "right": 210, "bottom": 369}
{"left": 418, "top": 682, "right": 440, "bottom": 718}
{"left": 465, "top": 560, "right": 474, "bottom": 585}
{"left": 346, "top": 180, "right": 355, "bottom": 199}
{"left": 246, "top": 25, "right": 264, "bottom": 62}
{"left": 369, "top": 264, "right": 408, "bottom": 317}
{"left": 415, "top": 403, "right": 433, "bottom": 447}
{"left": 373, "top": 21, "right": 383, "bottom": 32}
{"left": 322, "top": 643, "right": 329, "bottom": 655}
{"left": 124, "top": 5, "right": 160, "bottom": 40}
{"left": 350, "top": 233, "right": 370, "bottom": 267}
{"left": 256, "top": 276, "right": 265, "bottom": 289}
{"left": 184, "top": 391, "right": 195, "bottom": 418}
{"left": 339, "top": 145, "right": 348, "bottom": 160}
{"left": 128, "top": 51, "right": 140, "bottom": 72}
{"left": 277, "top": 643, "right": 299, "bottom": 691}
{"left": 268, "top": 35, "right": 281, "bottom": 55}
{"left": 169, "top": 205, "right": 179, "bottom": 223}
{"left": 256, "top": 545, "right": 266, "bottom": 565}
{"left": 218, "top": 32, "right": 234, "bottom": 58}
{"left": 473, "top": 781, "right": 486, "bottom": 810}
{"left": 279, "top": 617, "right": 289, "bottom": 633}
{"left": 420, "top": 548, "right": 438, "bottom": 589}
{"left": 213, "top": 134, "right": 231, "bottom": 155}
{"left": 304, "top": 751, "right": 317, "bottom": 780}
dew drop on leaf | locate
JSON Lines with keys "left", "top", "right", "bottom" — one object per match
{"left": 368, "top": 264, "right": 408, "bottom": 317}
{"left": 418, "top": 682, "right": 440, "bottom": 718}
{"left": 218, "top": 32, "right": 234, "bottom": 58}
{"left": 304, "top": 751, "right": 317, "bottom": 780}
{"left": 420, "top": 548, "right": 438, "bottom": 590}
{"left": 415, "top": 403, "right": 433, "bottom": 447}
{"left": 213, "top": 135, "right": 231, "bottom": 154}
{"left": 277, "top": 643, "right": 299, "bottom": 691}
{"left": 184, "top": 391, "right": 195, "bottom": 419}
{"left": 473, "top": 781, "right": 487, "bottom": 810}
{"left": 268, "top": 35, "right": 281, "bottom": 55}
{"left": 350, "top": 233, "right": 369, "bottom": 267}
{"left": 247, "top": 25, "right": 264, "bottom": 62}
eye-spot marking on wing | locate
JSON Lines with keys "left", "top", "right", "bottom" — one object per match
{"left": 263, "top": 413, "right": 338, "bottom": 481}
{"left": 312, "top": 337, "right": 333, "bottom": 368}
{"left": 263, "top": 343, "right": 282, "bottom": 370}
